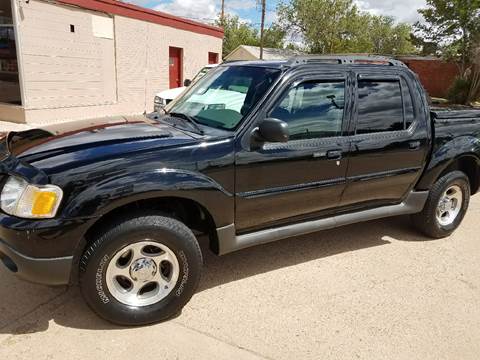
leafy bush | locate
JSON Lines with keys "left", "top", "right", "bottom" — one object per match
{"left": 447, "top": 77, "right": 472, "bottom": 105}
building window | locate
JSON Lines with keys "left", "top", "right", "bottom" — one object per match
{"left": 0, "top": 0, "right": 21, "bottom": 105}
{"left": 208, "top": 52, "right": 219, "bottom": 64}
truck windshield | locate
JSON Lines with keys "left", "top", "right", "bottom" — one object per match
{"left": 166, "top": 66, "right": 282, "bottom": 130}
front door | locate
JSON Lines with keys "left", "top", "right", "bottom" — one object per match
{"left": 235, "top": 75, "right": 351, "bottom": 232}
{"left": 169, "top": 47, "right": 182, "bottom": 88}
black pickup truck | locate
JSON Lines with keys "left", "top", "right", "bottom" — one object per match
{"left": 0, "top": 56, "right": 479, "bottom": 325}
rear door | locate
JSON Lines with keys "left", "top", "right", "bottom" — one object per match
{"left": 340, "top": 72, "right": 429, "bottom": 208}
{"left": 235, "top": 72, "right": 352, "bottom": 232}
{"left": 169, "top": 47, "right": 183, "bottom": 88}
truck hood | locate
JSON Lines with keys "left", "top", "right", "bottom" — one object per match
{"left": 6, "top": 115, "right": 197, "bottom": 165}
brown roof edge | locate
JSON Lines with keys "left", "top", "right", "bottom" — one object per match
{"left": 55, "top": 0, "right": 224, "bottom": 38}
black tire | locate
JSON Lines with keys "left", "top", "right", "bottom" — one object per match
{"left": 79, "top": 213, "right": 202, "bottom": 326}
{"left": 411, "top": 171, "right": 470, "bottom": 238}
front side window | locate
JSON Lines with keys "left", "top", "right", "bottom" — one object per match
{"left": 270, "top": 81, "right": 345, "bottom": 140}
{"left": 0, "top": 1, "right": 21, "bottom": 105}
{"left": 356, "top": 80, "right": 404, "bottom": 134}
{"left": 167, "top": 65, "right": 281, "bottom": 130}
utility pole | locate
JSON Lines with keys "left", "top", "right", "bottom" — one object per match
{"left": 221, "top": 0, "right": 225, "bottom": 24}
{"left": 259, "top": 0, "right": 266, "bottom": 59}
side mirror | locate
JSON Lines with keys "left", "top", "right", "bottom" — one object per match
{"left": 252, "top": 118, "right": 289, "bottom": 146}
{"left": 184, "top": 79, "right": 192, "bottom": 87}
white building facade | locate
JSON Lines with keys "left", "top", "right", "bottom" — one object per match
{"left": 0, "top": 0, "right": 223, "bottom": 124}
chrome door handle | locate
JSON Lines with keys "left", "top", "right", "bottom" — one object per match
{"left": 327, "top": 150, "right": 342, "bottom": 160}
{"left": 409, "top": 141, "right": 421, "bottom": 150}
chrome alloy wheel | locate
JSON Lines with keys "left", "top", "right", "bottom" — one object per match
{"left": 436, "top": 185, "right": 463, "bottom": 227}
{"left": 106, "top": 241, "right": 180, "bottom": 307}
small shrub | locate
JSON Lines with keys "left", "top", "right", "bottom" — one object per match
{"left": 447, "top": 77, "right": 471, "bottom": 105}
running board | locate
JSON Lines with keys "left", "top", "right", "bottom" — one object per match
{"left": 216, "top": 191, "right": 429, "bottom": 255}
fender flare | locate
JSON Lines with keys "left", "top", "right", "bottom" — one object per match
{"left": 62, "top": 168, "right": 234, "bottom": 227}
{"left": 416, "top": 136, "right": 480, "bottom": 190}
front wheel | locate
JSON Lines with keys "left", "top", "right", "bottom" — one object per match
{"left": 79, "top": 214, "right": 203, "bottom": 326}
{"left": 411, "top": 171, "right": 470, "bottom": 238}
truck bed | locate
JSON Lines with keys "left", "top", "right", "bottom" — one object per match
{"left": 431, "top": 107, "right": 480, "bottom": 121}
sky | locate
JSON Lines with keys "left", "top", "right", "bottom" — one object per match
{"left": 126, "top": 0, "right": 427, "bottom": 27}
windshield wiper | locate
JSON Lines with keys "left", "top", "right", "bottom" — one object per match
{"left": 168, "top": 112, "right": 205, "bottom": 135}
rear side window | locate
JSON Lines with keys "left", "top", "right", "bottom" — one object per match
{"left": 356, "top": 80, "right": 404, "bottom": 134}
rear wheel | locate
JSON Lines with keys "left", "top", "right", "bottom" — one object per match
{"left": 79, "top": 214, "right": 202, "bottom": 326}
{"left": 411, "top": 171, "right": 470, "bottom": 238}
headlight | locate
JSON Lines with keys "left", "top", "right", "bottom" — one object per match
{"left": 1, "top": 176, "right": 63, "bottom": 219}
{"left": 154, "top": 96, "right": 166, "bottom": 106}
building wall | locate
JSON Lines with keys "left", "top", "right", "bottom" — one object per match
{"left": 0, "top": 103, "right": 25, "bottom": 123}
{"left": 5, "top": 0, "right": 222, "bottom": 124}
{"left": 17, "top": 0, "right": 117, "bottom": 110}
{"left": 398, "top": 57, "right": 460, "bottom": 98}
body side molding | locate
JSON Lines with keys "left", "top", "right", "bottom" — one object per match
{"left": 216, "top": 191, "right": 429, "bottom": 255}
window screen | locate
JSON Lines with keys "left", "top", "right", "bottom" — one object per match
{"left": 270, "top": 81, "right": 345, "bottom": 140}
{"left": 356, "top": 80, "right": 404, "bottom": 134}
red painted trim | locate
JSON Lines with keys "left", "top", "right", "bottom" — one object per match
{"left": 55, "top": 0, "right": 224, "bottom": 38}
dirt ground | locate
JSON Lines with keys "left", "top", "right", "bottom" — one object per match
{"left": 0, "top": 194, "right": 479, "bottom": 359}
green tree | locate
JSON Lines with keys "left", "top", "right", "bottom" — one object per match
{"left": 409, "top": 33, "right": 439, "bottom": 56}
{"left": 216, "top": 15, "right": 286, "bottom": 58}
{"left": 415, "top": 0, "right": 480, "bottom": 74}
{"left": 262, "top": 24, "right": 287, "bottom": 49}
{"left": 415, "top": 0, "right": 480, "bottom": 103}
{"left": 277, "top": 0, "right": 360, "bottom": 53}
{"left": 277, "top": 0, "right": 415, "bottom": 55}
{"left": 368, "top": 16, "right": 416, "bottom": 55}
{"left": 216, "top": 15, "right": 258, "bottom": 57}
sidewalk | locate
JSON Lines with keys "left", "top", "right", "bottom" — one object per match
{"left": 0, "top": 121, "right": 31, "bottom": 133}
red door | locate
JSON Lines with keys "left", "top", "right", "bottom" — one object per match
{"left": 169, "top": 47, "right": 182, "bottom": 88}
{"left": 208, "top": 52, "right": 219, "bottom": 64}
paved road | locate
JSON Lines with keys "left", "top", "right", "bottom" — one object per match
{"left": 1, "top": 196, "right": 479, "bottom": 359}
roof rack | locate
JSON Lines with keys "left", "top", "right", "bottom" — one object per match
{"left": 287, "top": 55, "right": 407, "bottom": 67}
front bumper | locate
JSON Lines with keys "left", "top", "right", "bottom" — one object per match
{"left": 0, "top": 239, "right": 73, "bottom": 285}
{"left": 0, "top": 213, "right": 95, "bottom": 285}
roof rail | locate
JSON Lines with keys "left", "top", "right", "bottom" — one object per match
{"left": 287, "top": 55, "right": 407, "bottom": 67}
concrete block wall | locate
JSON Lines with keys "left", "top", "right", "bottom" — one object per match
{"left": 399, "top": 57, "right": 460, "bottom": 98}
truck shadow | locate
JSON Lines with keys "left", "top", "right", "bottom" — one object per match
{"left": 0, "top": 216, "right": 430, "bottom": 335}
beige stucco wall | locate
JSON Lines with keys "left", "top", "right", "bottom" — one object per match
{"left": 1, "top": 0, "right": 222, "bottom": 124}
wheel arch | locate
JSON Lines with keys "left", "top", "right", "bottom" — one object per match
{"left": 437, "top": 155, "right": 480, "bottom": 194}
{"left": 417, "top": 152, "right": 480, "bottom": 195}
{"left": 70, "top": 195, "right": 225, "bottom": 285}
